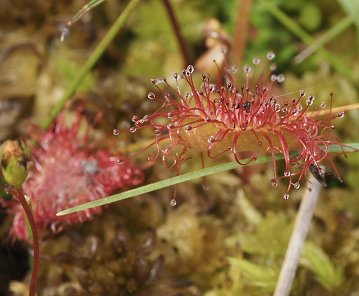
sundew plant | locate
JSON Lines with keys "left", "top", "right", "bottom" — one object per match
{"left": 120, "top": 52, "right": 350, "bottom": 203}
{"left": 1, "top": 0, "right": 359, "bottom": 295}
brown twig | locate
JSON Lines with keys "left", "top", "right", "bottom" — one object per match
{"left": 161, "top": 0, "right": 192, "bottom": 66}
{"left": 9, "top": 187, "right": 39, "bottom": 296}
{"left": 231, "top": 0, "right": 253, "bottom": 65}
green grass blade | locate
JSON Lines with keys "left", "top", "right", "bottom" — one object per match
{"left": 56, "top": 143, "right": 359, "bottom": 216}
{"left": 261, "top": 1, "right": 353, "bottom": 80}
{"left": 42, "top": 0, "right": 141, "bottom": 128}
{"left": 294, "top": 15, "right": 354, "bottom": 63}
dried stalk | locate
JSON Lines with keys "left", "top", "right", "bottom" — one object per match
{"left": 274, "top": 174, "right": 321, "bottom": 296}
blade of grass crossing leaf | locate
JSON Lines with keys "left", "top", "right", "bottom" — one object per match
{"left": 57, "top": 143, "right": 359, "bottom": 216}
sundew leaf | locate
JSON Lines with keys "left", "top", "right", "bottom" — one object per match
{"left": 57, "top": 143, "right": 359, "bottom": 216}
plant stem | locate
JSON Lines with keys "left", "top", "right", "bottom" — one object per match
{"left": 161, "top": 0, "right": 192, "bottom": 66}
{"left": 9, "top": 187, "right": 39, "bottom": 296}
{"left": 273, "top": 174, "right": 321, "bottom": 296}
{"left": 232, "top": 0, "right": 253, "bottom": 65}
{"left": 42, "top": 0, "right": 141, "bottom": 129}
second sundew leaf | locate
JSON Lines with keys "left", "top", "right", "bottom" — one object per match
{"left": 57, "top": 143, "right": 359, "bottom": 216}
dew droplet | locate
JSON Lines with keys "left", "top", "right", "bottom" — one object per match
{"left": 185, "top": 125, "right": 192, "bottom": 131}
{"left": 187, "top": 65, "right": 194, "bottom": 73}
{"left": 170, "top": 199, "right": 177, "bottom": 207}
{"left": 112, "top": 128, "right": 120, "bottom": 136}
{"left": 117, "top": 159, "right": 124, "bottom": 164}
{"left": 203, "top": 184, "right": 209, "bottom": 191}
{"left": 151, "top": 78, "right": 166, "bottom": 85}
{"left": 167, "top": 112, "right": 174, "bottom": 118}
{"left": 271, "top": 178, "right": 278, "bottom": 187}
{"left": 243, "top": 65, "right": 252, "bottom": 73}
{"left": 173, "top": 72, "right": 180, "bottom": 80}
{"left": 132, "top": 115, "right": 139, "bottom": 122}
{"left": 281, "top": 107, "right": 288, "bottom": 113}
{"left": 208, "top": 136, "right": 216, "bottom": 143}
{"left": 129, "top": 127, "right": 137, "bottom": 133}
{"left": 147, "top": 92, "right": 156, "bottom": 100}
{"left": 267, "top": 51, "right": 276, "bottom": 60}
{"left": 271, "top": 74, "right": 277, "bottom": 82}
{"left": 284, "top": 171, "right": 291, "bottom": 177}
{"left": 60, "top": 25, "right": 70, "bottom": 42}
{"left": 252, "top": 57, "right": 261, "bottom": 65}
{"left": 300, "top": 90, "right": 306, "bottom": 97}
{"left": 320, "top": 102, "right": 326, "bottom": 108}
{"left": 154, "top": 129, "right": 161, "bottom": 136}
{"left": 283, "top": 193, "right": 290, "bottom": 200}
{"left": 293, "top": 182, "right": 300, "bottom": 189}
{"left": 258, "top": 141, "right": 263, "bottom": 146}
{"left": 208, "top": 84, "right": 216, "bottom": 93}
{"left": 306, "top": 95, "right": 315, "bottom": 106}
{"left": 337, "top": 112, "right": 345, "bottom": 118}
{"left": 167, "top": 123, "right": 174, "bottom": 129}
{"left": 276, "top": 74, "right": 285, "bottom": 83}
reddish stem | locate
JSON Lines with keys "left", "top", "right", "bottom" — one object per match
{"left": 231, "top": 0, "right": 253, "bottom": 65}
{"left": 161, "top": 0, "right": 192, "bottom": 66}
{"left": 9, "top": 187, "right": 39, "bottom": 296}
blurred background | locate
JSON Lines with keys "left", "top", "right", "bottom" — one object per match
{"left": 0, "top": 0, "right": 359, "bottom": 295}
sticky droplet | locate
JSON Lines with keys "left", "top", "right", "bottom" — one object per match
{"left": 271, "top": 178, "right": 278, "bottom": 187}
{"left": 151, "top": 78, "right": 166, "bottom": 85}
{"left": 283, "top": 193, "right": 290, "bottom": 200}
{"left": 252, "top": 57, "right": 261, "bottom": 65}
{"left": 170, "top": 199, "right": 177, "bottom": 207}
{"left": 267, "top": 51, "right": 276, "bottom": 60}
{"left": 187, "top": 65, "right": 194, "bottom": 73}
{"left": 112, "top": 129, "right": 120, "bottom": 136}
{"left": 147, "top": 92, "right": 156, "bottom": 100}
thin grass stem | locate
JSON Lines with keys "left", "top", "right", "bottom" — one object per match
{"left": 262, "top": 1, "right": 353, "bottom": 80}
{"left": 43, "top": 0, "right": 141, "bottom": 128}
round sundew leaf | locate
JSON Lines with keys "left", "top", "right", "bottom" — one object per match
{"left": 56, "top": 143, "right": 359, "bottom": 216}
